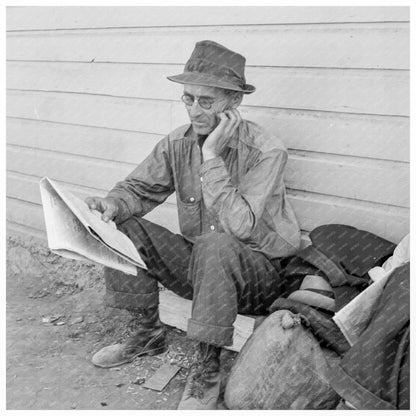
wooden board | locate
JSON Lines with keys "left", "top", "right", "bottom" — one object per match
{"left": 7, "top": 90, "right": 175, "bottom": 134}
{"left": 289, "top": 189, "right": 408, "bottom": 243}
{"left": 7, "top": 23, "right": 409, "bottom": 69}
{"left": 286, "top": 152, "right": 409, "bottom": 208}
{"left": 6, "top": 117, "right": 164, "bottom": 163}
{"left": 7, "top": 61, "right": 409, "bottom": 116}
{"left": 7, "top": 145, "right": 137, "bottom": 192}
{"left": 6, "top": 92, "right": 410, "bottom": 162}
{"left": 6, "top": 7, "right": 409, "bottom": 31}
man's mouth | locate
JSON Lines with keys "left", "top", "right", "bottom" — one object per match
{"left": 192, "top": 120, "right": 206, "bottom": 127}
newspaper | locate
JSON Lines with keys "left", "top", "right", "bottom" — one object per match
{"left": 39, "top": 177, "right": 146, "bottom": 275}
{"left": 332, "top": 270, "right": 390, "bottom": 346}
{"left": 333, "top": 233, "right": 409, "bottom": 346}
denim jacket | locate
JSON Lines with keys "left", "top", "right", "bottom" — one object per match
{"left": 107, "top": 119, "right": 301, "bottom": 259}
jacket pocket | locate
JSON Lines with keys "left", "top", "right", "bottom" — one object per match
{"left": 177, "top": 195, "right": 202, "bottom": 240}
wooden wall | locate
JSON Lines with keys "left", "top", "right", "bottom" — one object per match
{"left": 6, "top": 6, "right": 410, "bottom": 244}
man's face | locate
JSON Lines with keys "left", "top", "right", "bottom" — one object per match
{"left": 182, "top": 84, "right": 233, "bottom": 135}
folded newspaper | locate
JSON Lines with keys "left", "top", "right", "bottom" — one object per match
{"left": 39, "top": 177, "right": 146, "bottom": 275}
{"left": 332, "top": 233, "right": 409, "bottom": 346}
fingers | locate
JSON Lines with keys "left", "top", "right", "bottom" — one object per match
{"left": 234, "top": 109, "right": 242, "bottom": 125}
{"left": 217, "top": 112, "right": 229, "bottom": 128}
{"left": 85, "top": 196, "right": 101, "bottom": 210}
{"left": 102, "top": 202, "right": 118, "bottom": 222}
{"left": 224, "top": 109, "right": 241, "bottom": 136}
{"left": 230, "top": 109, "right": 242, "bottom": 125}
{"left": 217, "top": 109, "right": 241, "bottom": 131}
{"left": 84, "top": 196, "right": 118, "bottom": 222}
{"left": 203, "top": 109, "right": 242, "bottom": 156}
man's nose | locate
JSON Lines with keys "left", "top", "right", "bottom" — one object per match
{"left": 188, "top": 100, "right": 204, "bottom": 117}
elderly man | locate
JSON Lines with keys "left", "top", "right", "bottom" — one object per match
{"left": 86, "top": 40, "right": 300, "bottom": 409}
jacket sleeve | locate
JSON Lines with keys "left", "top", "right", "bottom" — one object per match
{"left": 199, "top": 148, "right": 288, "bottom": 241}
{"left": 106, "top": 136, "right": 174, "bottom": 224}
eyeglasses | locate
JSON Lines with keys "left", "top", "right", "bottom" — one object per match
{"left": 181, "top": 94, "right": 216, "bottom": 110}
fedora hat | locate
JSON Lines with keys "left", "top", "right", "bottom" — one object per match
{"left": 167, "top": 40, "right": 255, "bottom": 94}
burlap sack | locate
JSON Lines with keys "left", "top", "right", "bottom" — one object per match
{"left": 224, "top": 310, "right": 340, "bottom": 409}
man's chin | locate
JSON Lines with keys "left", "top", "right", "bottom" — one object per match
{"left": 192, "top": 123, "right": 212, "bottom": 135}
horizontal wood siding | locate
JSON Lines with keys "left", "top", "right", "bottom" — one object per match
{"left": 6, "top": 6, "right": 409, "bottom": 30}
{"left": 7, "top": 24, "right": 409, "bottom": 69}
{"left": 6, "top": 6, "right": 409, "bottom": 244}
{"left": 7, "top": 61, "right": 410, "bottom": 116}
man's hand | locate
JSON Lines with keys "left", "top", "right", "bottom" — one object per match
{"left": 202, "top": 109, "right": 242, "bottom": 160}
{"left": 84, "top": 196, "right": 119, "bottom": 223}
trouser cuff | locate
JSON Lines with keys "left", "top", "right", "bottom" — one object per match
{"left": 187, "top": 318, "right": 234, "bottom": 347}
{"left": 105, "top": 289, "right": 159, "bottom": 311}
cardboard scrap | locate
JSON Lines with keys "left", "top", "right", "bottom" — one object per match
{"left": 142, "top": 364, "right": 181, "bottom": 392}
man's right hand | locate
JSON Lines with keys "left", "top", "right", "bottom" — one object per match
{"left": 84, "top": 196, "right": 119, "bottom": 223}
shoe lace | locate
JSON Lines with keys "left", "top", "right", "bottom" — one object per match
{"left": 124, "top": 326, "right": 162, "bottom": 353}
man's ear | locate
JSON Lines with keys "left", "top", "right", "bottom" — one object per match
{"left": 230, "top": 92, "right": 243, "bottom": 109}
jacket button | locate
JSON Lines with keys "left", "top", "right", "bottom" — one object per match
{"left": 189, "top": 197, "right": 195, "bottom": 202}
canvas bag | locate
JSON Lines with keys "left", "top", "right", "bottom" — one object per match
{"left": 224, "top": 310, "right": 340, "bottom": 410}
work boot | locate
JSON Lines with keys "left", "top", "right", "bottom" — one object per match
{"left": 91, "top": 306, "right": 168, "bottom": 368}
{"left": 177, "top": 342, "right": 222, "bottom": 410}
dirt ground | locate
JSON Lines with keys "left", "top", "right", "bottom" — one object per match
{"left": 6, "top": 233, "right": 236, "bottom": 410}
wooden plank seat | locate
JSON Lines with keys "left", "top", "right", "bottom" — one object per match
{"left": 159, "top": 287, "right": 262, "bottom": 352}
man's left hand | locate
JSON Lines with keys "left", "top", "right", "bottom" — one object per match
{"left": 202, "top": 109, "right": 242, "bottom": 160}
